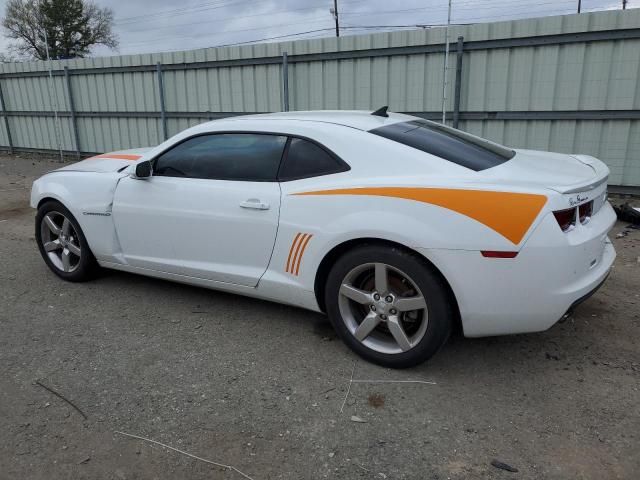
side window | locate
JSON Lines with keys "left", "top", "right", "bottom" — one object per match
{"left": 154, "top": 133, "right": 287, "bottom": 181}
{"left": 278, "top": 137, "right": 349, "bottom": 181}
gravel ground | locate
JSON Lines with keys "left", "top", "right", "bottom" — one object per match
{"left": 1, "top": 153, "right": 639, "bottom": 480}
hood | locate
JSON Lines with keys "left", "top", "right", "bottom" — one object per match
{"left": 480, "top": 149, "right": 608, "bottom": 193}
{"left": 55, "top": 148, "right": 153, "bottom": 173}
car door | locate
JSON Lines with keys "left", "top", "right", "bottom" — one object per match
{"left": 111, "top": 132, "right": 286, "bottom": 287}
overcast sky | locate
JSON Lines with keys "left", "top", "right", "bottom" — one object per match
{"left": 0, "top": 0, "right": 629, "bottom": 58}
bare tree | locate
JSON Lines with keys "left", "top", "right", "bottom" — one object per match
{"left": 2, "top": 0, "right": 118, "bottom": 60}
{"left": 0, "top": 51, "right": 18, "bottom": 62}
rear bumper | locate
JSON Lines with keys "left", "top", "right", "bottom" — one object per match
{"left": 419, "top": 202, "right": 616, "bottom": 337}
{"left": 565, "top": 270, "right": 610, "bottom": 316}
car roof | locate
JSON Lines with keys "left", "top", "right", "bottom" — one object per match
{"left": 211, "top": 110, "right": 418, "bottom": 131}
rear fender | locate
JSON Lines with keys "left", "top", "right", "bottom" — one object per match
{"left": 282, "top": 199, "right": 539, "bottom": 295}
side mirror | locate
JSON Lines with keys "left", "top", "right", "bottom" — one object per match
{"left": 131, "top": 160, "right": 152, "bottom": 179}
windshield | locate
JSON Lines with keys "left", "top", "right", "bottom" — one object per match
{"left": 369, "top": 120, "right": 515, "bottom": 171}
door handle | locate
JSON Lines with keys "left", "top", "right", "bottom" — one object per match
{"left": 240, "top": 198, "right": 270, "bottom": 210}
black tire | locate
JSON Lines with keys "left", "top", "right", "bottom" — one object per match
{"left": 325, "top": 244, "right": 453, "bottom": 368}
{"left": 35, "top": 200, "right": 99, "bottom": 282}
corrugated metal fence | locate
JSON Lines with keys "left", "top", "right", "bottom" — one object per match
{"left": 0, "top": 9, "right": 639, "bottom": 186}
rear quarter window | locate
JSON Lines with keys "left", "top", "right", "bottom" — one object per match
{"left": 278, "top": 137, "right": 349, "bottom": 181}
{"left": 369, "top": 120, "right": 515, "bottom": 171}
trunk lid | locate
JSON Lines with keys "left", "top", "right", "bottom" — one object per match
{"left": 55, "top": 148, "right": 153, "bottom": 173}
{"left": 480, "top": 148, "right": 608, "bottom": 194}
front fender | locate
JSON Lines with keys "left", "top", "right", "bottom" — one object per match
{"left": 31, "top": 171, "right": 126, "bottom": 261}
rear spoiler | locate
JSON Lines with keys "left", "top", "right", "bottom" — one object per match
{"left": 558, "top": 155, "right": 609, "bottom": 194}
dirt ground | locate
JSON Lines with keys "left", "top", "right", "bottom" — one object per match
{"left": 1, "top": 153, "right": 639, "bottom": 480}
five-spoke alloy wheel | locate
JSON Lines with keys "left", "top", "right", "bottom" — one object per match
{"left": 325, "top": 244, "right": 453, "bottom": 368}
{"left": 40, "top": 211, "right": 82, "bottom": 273}
{"left": 339, "top": 263, "right": 428, "bottom": 354}
{"left": 35, "top": 200, "right": 98, "bottom": 281}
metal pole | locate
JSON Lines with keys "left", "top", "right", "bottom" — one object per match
{"left": 64, "top": 67, "right": 81, "bottom": 159}
{"left": 452, "top": 36, "right": 464, "bottom": 129}
{"left": 0, "top": 80, "right": 13, "bottom": 154}
{"left": 156, "top": 62, "right": 168, "bottom": 141}
{"left": 623, "top": 0, "right": 627, "bottom": 9}
{"left": 441, "top": 0, "right": 453, "bottom": 124}
{"left": 282, "top": 52, "right": 290, "bottom": 112}
{"left": 578, "top": 0, "right": 581, "bottom": 13}
{"left": 333, "top": 0, "right": 340, "bottom": 37}
{"left": 42, "top": 19, "right": 64, "bottom": 162}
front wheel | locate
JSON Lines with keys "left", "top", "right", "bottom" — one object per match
{"left": 325, "top": 244, "right": 453, "bottom": 368}
{"left": 35, "top": 200, "right": 99, "bottom": 282}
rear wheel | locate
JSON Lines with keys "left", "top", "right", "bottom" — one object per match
{"left": 325, "top": 244, "right": 453, "bottom": 368}
{"left": 35, "top": 200, "right": 99, "bottom": 281}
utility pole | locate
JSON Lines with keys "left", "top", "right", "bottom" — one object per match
{"left": 331, "top": 0, "right": 340, "bottom": 37}
{"left": 441, "top": 0, "right": 452, "bottom": 124}
{"left": 622, "top": 0, "right": 627, "bottom": 9}
{"left": 41, "top": 3, "right": 64, "bottom": 163}
{"left": 577, "top": 0, "right": 581, "bottom": 13}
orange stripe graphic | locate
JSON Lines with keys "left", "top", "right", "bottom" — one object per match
{"left": 92, "top": 153, "right": 142, "bottom": 161}
{"left": 294, "top": 234, "right": 313, "bottom": 276}
{"left": 286, "top": 233, "right": 303, "bottom": 273}
{"left": 294, "top": 187, "right": 547, "bottom": 245}
{"left": 289, "top": 233, "right": 308, "bottom": 274}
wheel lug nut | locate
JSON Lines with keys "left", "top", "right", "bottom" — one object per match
{"left": 373, "top": 293, "right": 380, "bottom": 301}
{"left": 380, "top": 314, "right": 387, "bottom": 320}
{"left": 390, "top": 309, "right": 397, "bottom": 315}
{"left": 370, "top": 305, "right": 376, "bottom": 311}
{"left": 385, "top": 295, "right": 393, "bottom": 303}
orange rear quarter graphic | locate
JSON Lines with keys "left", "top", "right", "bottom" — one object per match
{"left": 294, "top": 187, "right": 547, "bottom": 245}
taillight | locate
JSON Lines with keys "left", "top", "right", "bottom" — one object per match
{"left": 579, "top": 201, "right": 593, "bottom": 224}
{"left": 553, "top": 207, "right": 576, "bottom": 232}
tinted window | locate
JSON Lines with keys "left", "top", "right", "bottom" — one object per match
{"left": 278, "top": 138, "right": 348, "bottom": 181}
{"left": 370, "top": 120, "right": 515, "bottom": 171}
{"left": 154, "top": 133, "right": 287, "bottom": 181}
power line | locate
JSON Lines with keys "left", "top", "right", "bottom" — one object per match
{"left": 115, "top": 0, "right": 246, "bottom": 25}
{"left": 115, "top": 0, "right": 371, "bottom": 26}
{"left": 115, "top": 0, "right": 592, "bottom": 36}
{"left": 341, "top": 24, "right": 457, "bottom": 29}
{"left": 214, "top": 28, "right": 337, "bottom": 47}
{"left": 125, "top": 29, "right": 338, "bottom": 54}
{"left": 114, "top": 0, "right": 376, "bottom": 37}
{"left": 170, "top": 23, "right": 465, "bottom": 49}
{"left": 124, "top": 16, "right": 333, "bottom": 47}
{"left": 119, "top": 1, "right": 516, "bottom": 45}
{"left": 114, "top": 0, "right": 623, "bottom": 55}
{"left": 116, "top": 3, "right": 334, "bottom": 34}
{"left": 340, "top": 0, "right": 577, "bottom": 18}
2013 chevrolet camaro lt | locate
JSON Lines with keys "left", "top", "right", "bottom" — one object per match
{"left": 31, "top": 109, "right": 616, "bottom": 367}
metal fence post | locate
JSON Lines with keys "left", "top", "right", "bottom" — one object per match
{"left": 64, "top": 67, "right": 81, "bottom": 159}
{"left": 0, "top": 80, "right": 13, "bottom": 154}
{"left": 282, "top": 51, "right": 289, "bottom": 112}
{"left": 156, "top": 62, "right": 168, "bottom": 140}
{"left": 453, "top": 36, "right": 464, "bottom": 129}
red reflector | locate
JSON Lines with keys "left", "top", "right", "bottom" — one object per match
{"left": 553, "top": 207, "right": 576, "bottom": 232}
{"left": 481, "top": 251, "right": 518, "bottom": 258}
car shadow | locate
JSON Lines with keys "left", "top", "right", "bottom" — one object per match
{"left": 94, "top": 267, "right": 608, "bottom": 380}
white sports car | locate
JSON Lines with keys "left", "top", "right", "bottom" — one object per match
{"left": 31, "top": 109, "right": 616, "bottom": 367}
